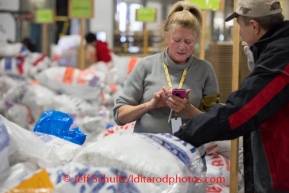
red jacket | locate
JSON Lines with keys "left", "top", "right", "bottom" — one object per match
{"left": 94, "top": 40, "right": 111, "bottom": 63}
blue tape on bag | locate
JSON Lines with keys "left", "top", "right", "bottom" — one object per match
{"left": 33, "top": 110, "right": 86, "bottom": 145}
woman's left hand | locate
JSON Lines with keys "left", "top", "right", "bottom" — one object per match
{"left": 164, "top": 88, "right": 192, "bottom": 116}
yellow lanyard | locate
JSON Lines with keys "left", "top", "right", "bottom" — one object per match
{"left": 163, "top": 63, "right": 188, "bottom": 90}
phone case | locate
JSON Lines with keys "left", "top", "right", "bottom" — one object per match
{"left": 172, "top": 89, "right": 186, "bottom": 99}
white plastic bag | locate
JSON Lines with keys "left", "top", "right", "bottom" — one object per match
{"left": 0, "top": 56, "right": 30, "bottom": 77}
{"left": 74, "top": 116, "right": 107, "bottom": 143}
{"left": 36, "top": 66, "right": 105, "bottom": 101}
{"left": 205, "top": 153, "right": 230, "bottom": 186}
{"left": 103, "top": 122, "right": 135, "bottom": 137}
{"left": 206, "top": 183, "right": 229, "bottom": 193}
{"left": 1, "top": 115, "right": 60, "bottom": 168}
{"left": 204, "top": 138, "right": 243, "bottom": 158}
{"left": 111, "top": 53, "right": 140, "bottom": 84}
{"left": 0, "top": 162, "right": 39, "bottom": 192}
{"left": 3, "top": 82, "right": 57, "bottom": 128}
{"left": 73, "top": 132, "right": 206, "bottom": 193}
{"left": 47, "top": 163, "right": 157, "bottom": 193}
{"left": 0, "top": 75, "right": 19, "bottom": 94}
{"left": 25, "top": 52, "right": 53, "bottom": 78}
{"left": 6, "top": 103, "right": 32, "bottom": 130}
{"left": 0, "top": 43, "right": 30, "bottom": 57}
{"left": 45, "top": 94, "right": 100, "bottom": 117}
{"left": 0, "top": 119, "right": 10, "bottom": 174}
{"left": 34, "top": 132, "right": 82, "bottom": 163}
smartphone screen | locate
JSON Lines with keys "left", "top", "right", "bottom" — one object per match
{"left": 172, "top": 89, "right": 186, "bottom": 99}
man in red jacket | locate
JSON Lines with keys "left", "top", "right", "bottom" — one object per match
{"left": 174, "top": 0, "right": 289, "bottom": 192}
{"left": 85, "top": 32, "right": 112, "bottom": 63}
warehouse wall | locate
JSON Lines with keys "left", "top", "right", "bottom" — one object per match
{"left": 89, "top": 0, "right": 114, "bottom": 48}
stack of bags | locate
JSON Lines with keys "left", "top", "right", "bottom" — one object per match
{"left": 0, "top": 116, "right": 206, "bottom": 193}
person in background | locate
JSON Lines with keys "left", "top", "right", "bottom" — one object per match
{"left": 21, "top": 38, "right": 36, "bottom": 52}
{"left": 85, "top": 32, "right": 112, "bottom": 63}
{"left": 174, "top": 0, "right": 289, "bottom": 192}
{"left": 113, "top": 1, "right": 220, "bottom": 159}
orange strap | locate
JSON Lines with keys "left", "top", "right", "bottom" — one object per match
{"left": 110, "top": 84, "right": 118, "bottom": 93}
{"left": 30, "top": 80, "right": 39, "bottom": 85}
{"left": 127, "top": 57, "right": 138, "bottom": 74}
{"left": 63, "top": 67, "right": 75, "bottom": 84}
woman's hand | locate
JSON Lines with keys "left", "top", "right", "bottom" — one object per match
{"left": 166, "top": 89, "right": 191, "bottom": 113}
{"left": 118, "top": 87, "right": 168, "bottom": 124}
{"left": 165, "top": 88, "right": 203, "bottom": 118}
{"left": 146, "top": 87, "right": 168, "bottom": 110}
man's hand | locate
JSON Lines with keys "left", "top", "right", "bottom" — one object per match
{"left": 244, "top": 46, "right": 254, "bottom": 72}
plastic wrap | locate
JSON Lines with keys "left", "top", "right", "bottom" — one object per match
{"left": 34, "top": 110, "right": 87, "bottom": 145}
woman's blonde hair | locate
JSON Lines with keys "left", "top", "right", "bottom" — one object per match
{"left": 164, "top": 1, "right": 202, "bottom": 39}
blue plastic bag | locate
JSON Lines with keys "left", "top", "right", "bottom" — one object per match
{"left": 34, "top": 110, "right": 86, "bottom": 145}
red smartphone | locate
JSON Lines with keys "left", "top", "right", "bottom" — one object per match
{"left": 172, "top": 89, "right": 186, "bottom": 99}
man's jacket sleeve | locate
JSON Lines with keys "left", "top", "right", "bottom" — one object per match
{"left": 176, "top": 59, "right": 289, "bottom": 147}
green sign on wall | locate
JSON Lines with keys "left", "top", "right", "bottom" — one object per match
{"left": 189, "top": 0, "right": 220, "bottom": 10}
{"left": 69, "top": 0, "right": 93, "bottom": 18}
{"left": 136, "top": 8, "right": 156, "bottom": 22}
{"left": 35, "top": 9, "right": 54, "bottom": 23}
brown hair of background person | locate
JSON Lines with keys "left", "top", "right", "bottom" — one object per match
{"left": 85, "top": 32, "right": 112, "bottom": 63}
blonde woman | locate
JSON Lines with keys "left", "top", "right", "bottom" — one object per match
{"left": 113, "top": 1, "right": 219, "bottom": 159}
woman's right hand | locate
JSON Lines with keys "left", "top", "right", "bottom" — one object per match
{"left": 146, "top": 87, "right": 168, "bottom": 110}
{"left": 117, "top": 87, "right": 168, "bottom": 125}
